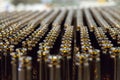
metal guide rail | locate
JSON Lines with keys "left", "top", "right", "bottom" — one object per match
{"left": 0, "top": 6, "right": 120, "bottom": 80}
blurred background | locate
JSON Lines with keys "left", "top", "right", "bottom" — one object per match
{"left": 0, "top": 0, "right": 119, "bottom": 12}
